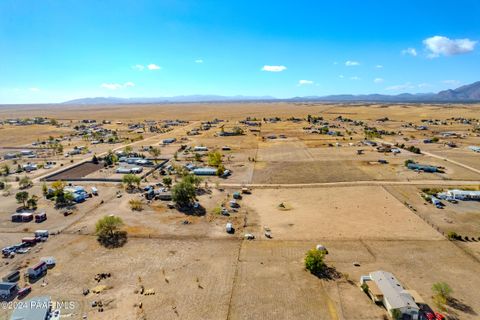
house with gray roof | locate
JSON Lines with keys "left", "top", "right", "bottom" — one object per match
{"left": 360, "top": 270, "right": 420, "bottom": 319}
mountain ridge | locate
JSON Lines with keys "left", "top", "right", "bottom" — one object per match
{"left": 62, "top": 81, "right": 480, "bottom": 104}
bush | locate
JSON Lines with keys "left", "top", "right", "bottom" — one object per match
{"left": 162, "top": 176, "right": 172, "bottom": 188}
{"left": 19, "top": 176, "right": 32, "bottom": 189}
{"left": 432, "top": 282, "right": 452, "bottom": 307}
{"left": 128, "top": 199, "right": 144, "bottom": 211}
{"left": 304, "top": 249, "right": 326, "bottom": 276}
{"left": 447, "top": 231, "right": 459, "bottom": 240}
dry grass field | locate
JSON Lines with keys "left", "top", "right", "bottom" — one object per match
{"left": 0, "top": 102, "right": 479, "bottom": 320}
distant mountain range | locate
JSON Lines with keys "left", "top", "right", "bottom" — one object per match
{"left": 63, "top": 81, "right": 480, "bottom": 104}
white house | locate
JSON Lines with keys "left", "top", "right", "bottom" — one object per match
{"left": 437, "top": 189, "right": 480, "bottom": 201}
{"left": 360, "top": 270, "right": 419, "bottom": 319}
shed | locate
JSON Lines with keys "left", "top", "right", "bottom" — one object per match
{"left": 0, "top": 282, "right": 18, "bottom": 298}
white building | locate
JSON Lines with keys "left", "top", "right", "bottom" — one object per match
{"left": 360, "top": 271, "right": 419, "bottom": 319}
{"left": 437, "top": 189, "right": 480, "bottom": 201}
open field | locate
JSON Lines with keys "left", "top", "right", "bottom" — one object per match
{"left": 1, "top": 102, "right": 480, "bottom": 320}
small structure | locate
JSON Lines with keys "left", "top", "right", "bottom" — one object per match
{"left": 407, "top": 163, "right": 438, "bottom": 173}
{"left": 116, "top": 166, "right": 143, "bottom": 174}
{"left": 10, "top": 296, "right": 51, "bottom": 320}
{"left": 0, "top": 282, "right": 19, "bottom": 299}
{"left": 64, "top": 185, "right": 88, "bottom": 203}
{"left": 193, "top": 146, "right": 208, "bottom": 152}
{"left": 4, "top": 152, "right": 18, "bottom": 160}
{"left": 2, "top": 270, "right": 20, "bottom": 283}
{"left": 27, "top": 261, "right": 48, "bottom": 280}
{"left": 22, "top": 163, "right": 38, "bottom": 172}
{"left": 192, "top": 167, "right": 217, "bottom": 176}
{"left": 11, "top": 212, "right": 33, "bottom": 223}
{"left": 360, "top": 271, "right": 419, "bottom": 320}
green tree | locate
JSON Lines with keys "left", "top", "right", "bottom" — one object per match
{"left": 27, "top": 195, "right": 38, "bottom": 209}
{"left": 2, "top": 164, "right": 10, "bottom": 176}
{"left": 122, "top": 174, "right": 141, "bottom": 190}
{"left": 124, "top": 145, "right": 133, "bottom": 154}
{"left": 148, "top": 147, "right": 161, "bottom": 158}
{"left": 432, "top": 282, "right": 452, "bottom": 306}
{"left": 207, "top": 151, "right": 223, "bottom": 167}
{"left": 95, "top": 215, "right": 126, "bottom": 247}
{"left": 51, "top": 180, "right": 66, "bottom": 195}
{"left": 183, "top": 174, "right": 202, "bottom": 188}
{"left": 216, "top": 164, "right": 225, "bottom": 176}
{"left": 163, "top": 176, "right": 172, "bottom": 188}
{"left": 304, "top": 249, "right": 326, "bottom": 276}
{"left": 41, "top": 182, "right": 48, "bottom": 196}
{"left": 172, "top": 179, "right": 197, "bottom": 207}
{"left": 194, "top": 153, "right": 202, "bottom": 162}
{"left": 16, "top": 191, "right": 29, "bottom": 208}
{"left": 19, "top": 176, "right": 32, "bottom": 189}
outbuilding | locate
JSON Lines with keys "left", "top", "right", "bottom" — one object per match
{"left": 0, "top": 282, "right": 19, "bottom": 299}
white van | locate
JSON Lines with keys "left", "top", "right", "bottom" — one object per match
{"left": 34, "top": 230, "right": 49, "bottom": 238}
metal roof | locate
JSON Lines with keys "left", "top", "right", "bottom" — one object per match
{"left": 10, "top": 296, "right": 50, "bottom": 320}
{"left": 370, "top": 271, "right": 419, "bottom": 310}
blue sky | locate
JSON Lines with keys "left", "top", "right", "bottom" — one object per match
{"left": 0, "top": 0, "right": 479, "bottom": 103}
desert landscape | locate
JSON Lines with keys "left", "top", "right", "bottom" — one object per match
{"left": 0, "top": 102, "right": 479, "bottom": 320}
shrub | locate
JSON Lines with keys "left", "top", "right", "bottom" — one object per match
{"left": 447, "top": 231, "right": 459, "bottom": 240}
{"left": 128, "top": 199, "right": 144, "bottom": 211}
{"left": 432, "top": 282, "right": 452, "bottom": 307}
{"left": 304, "top": 249, "right": 326, "bottom": 276}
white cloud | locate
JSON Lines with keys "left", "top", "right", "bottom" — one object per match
{"left": 350, "top": 76, "right": 361, "bottom": 80}
{"left": 338, "top": 75, "right": 345, "bottom": 79}
{"left": 418, "top": 83, "right": 432, "bottom": 88}
{"left": 385, "top": 82, "right": 414, "bottom": 91}
{"left": 195, "top": 59, "right": 204, "bottom": 64}
{"left": 29, "top": 87, "right": 40, "bottom": 92}
{"left": 262, "top": 65, "right": 287, "bottom": 72}
{"left": 375, "top": 64, "right": 383, "bottom": 69}
{"left": 147, "top": 64, "right": 161, "bottom": 70}
{"left": 132, "top": 64, "right": 145, "bottom": 71}
{"left": 345, "top": 60, "right": 360, "bottom": 66}
{"left": 100, "top": 82, "right": 135, "bottom": 90}
{"left": 442, "top": 79, "right": 460, "bottom": 86}
{"left": 424, "top": 36, "right": 476, "bottom": 58}
{"left": 401, "top": 48, "right": 418, "bottom": 56}
{"left": 298, "top": 80, "right": 314, "bottom": 86}
{"left": 374, "top": 78, "right": 384, "bottom": 83}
